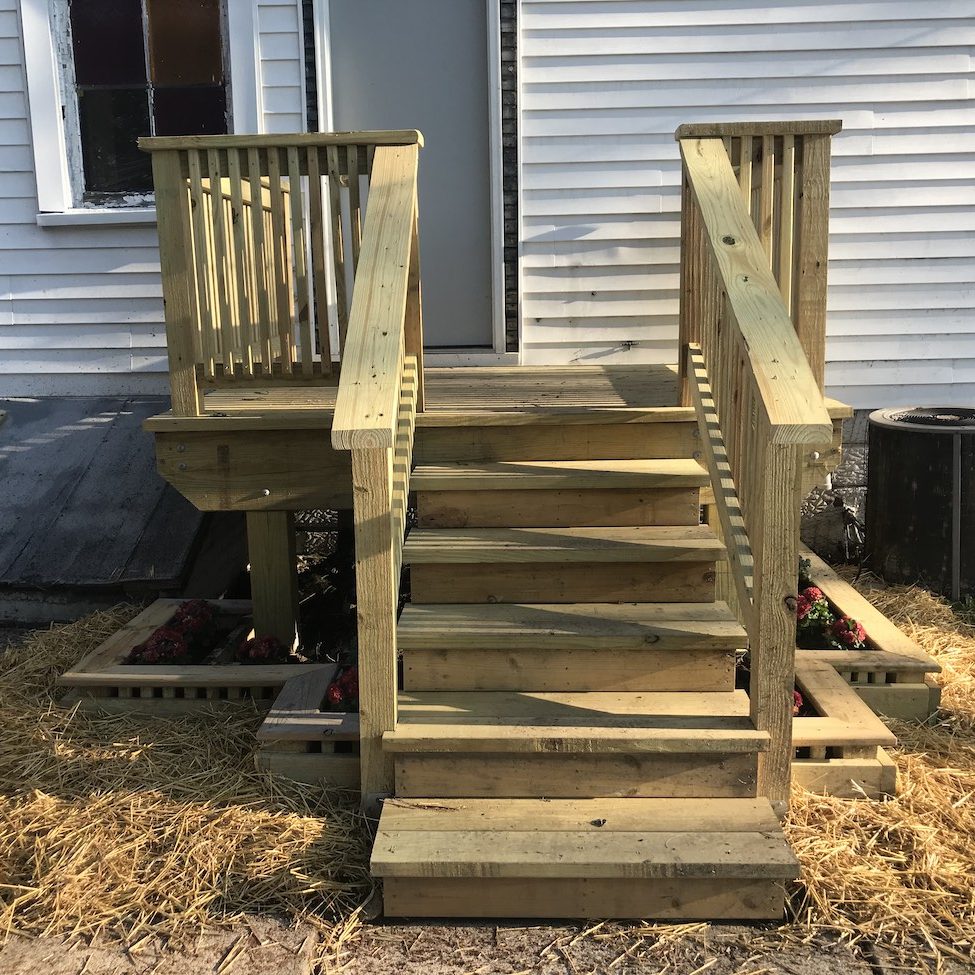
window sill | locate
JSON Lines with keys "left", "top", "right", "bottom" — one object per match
{"left": 36, "top": 208, "right": 157, "bottom": 227}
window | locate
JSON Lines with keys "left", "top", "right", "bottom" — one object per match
{"left": 65, "top": 0, "right": 229, "bottom": 200}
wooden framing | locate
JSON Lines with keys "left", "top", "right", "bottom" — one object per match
{"left": 58, "top": 599, "right": 327, "bottom": 715}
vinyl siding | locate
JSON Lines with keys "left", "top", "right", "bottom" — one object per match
{"left": 519, "top": 0, "right": 975, "bottom": 408}
{"left": 0, "top": 0, "right": 305, "bottom": 396}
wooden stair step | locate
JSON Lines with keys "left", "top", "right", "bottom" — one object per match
{"left": 410, "top": 458, "right": 709, "bottom": 492}
{"left": 398, "top": 601, "right": 747, "bottom": 650}
{"left": 403, "top": 525, "right": 725, "bottom": 564}
{"left": 373, "top": 797, "right": 798, "bottom": 920}
{"left": 385, "top": 689, "right": 768, "bottom": 754}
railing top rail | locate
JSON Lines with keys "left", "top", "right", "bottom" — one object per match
{"left": 680, "top": 136, "right": 832, "bottom": 444}
{"left": 675, "top": 119, "right": 842, "bottom": 140}
{"left": 331, "top": 143, "right": 419, "bottom": 450}
{"left": 139, "top": 129, "right": 424, "bottom": 153}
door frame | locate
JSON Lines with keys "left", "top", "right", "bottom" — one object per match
{"left": 310, "top": 0, "right": 512, "bottom": 360}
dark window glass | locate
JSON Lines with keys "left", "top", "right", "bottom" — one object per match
{"left": 77, "top": 88, "right": 153, "bottom": 193}
{"left": 69, "top": 0, "right": 147, "bottom": 86}
{"left": 147, "top": 0, "right": 223, "bottom": 85}
{"left": 153, "top": 86, "right": 227, "bottom": 136}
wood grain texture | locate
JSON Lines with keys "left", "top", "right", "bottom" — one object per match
{"left": 246, "top": 510, "right": 299, "bottom": 645}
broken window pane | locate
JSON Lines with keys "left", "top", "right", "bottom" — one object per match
{"left": 70, "top": 0, "right": 147, "bottom": 86}
{"left": 153, "top": 86, "right": 227, "bottom": 136}
{"left": 147, "top": 0, "right": 224, "bottom": 85}
{"left": 78, "top": 88, "right": 153, "bottom": 193}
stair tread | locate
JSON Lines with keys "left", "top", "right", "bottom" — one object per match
{"left": 411, "top": 458, "right": 709, "bottom": 490}
{"left": 385, "top": 689, "right": 768, "bottom": 753}
{"left": 403, "top": 525, "right": 724, "bottom": 563}
{"left": 372, "top": 798, "right": 799, "bottom": 880}
{"left": 398, "top": 601, "right": 748, "bottom": 650}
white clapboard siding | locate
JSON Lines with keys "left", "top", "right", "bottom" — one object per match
{"left": 0, "top": 0, "right": 306, "bottom": 395}
{"left": 519, "top": 1, "right": 975, "bottom": 407}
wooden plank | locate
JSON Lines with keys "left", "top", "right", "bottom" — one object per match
{"left": 402, "top": 647, "right": 735, "bottom": 693}
{"left": 778, "top": 135, "right": 796, "bottom": 312}
{"left": 347, "top": 144, "right": 362, "bottom": 269}
{"left": 227, "top": 148, "right": 256, "bottom": 375}
{"left": 404, "top": 204, "right": 425, "bottom": 410}
{"left": 853, "top": 683, "right": 935, "bottom": 722}
{"left": 413, "top": 421, "right": 698, "bottom": 464}
{"left": 246, "top": 510, "right": 299, "bottom": 646}
{"left": 792, "top": 749, "right": 896, "bottom": 799}
{"left": 151, "top": 150, "right": 201, "bottom": 415}
{"left": 246, "top": 148, "right": 274, "bottom": 369}
{"left": 372, "top": 830, "right": 798, "bottom": 880}
{"left": 397, "top": 601, "right": 747, "bottom": 651}
{"left": 395, "top": 752, "right": 760, "bottom": 799}
{"left": 331, "top": 145, "right": 418, "bottom": 450}
{"left": 758, "top": 135, "right": 774, "bottom": 264}
{"left": 417, "top": 487, "right": 701, "bottom": 529}
{"left": 676, "top": 120, "right": 842, "bottom": 139}
{"left": 378, "top": 797, "right": 781, "bottom": 833}
{"left": 796, "top": 648, "right": 935, "bottom": 676}
{"left": 416, "top": 406, "right": 694, "bottom": 427}
{"left": 266, "top": 147, "right": 294, "bottom": 375}
{"left": 287, "top": 146, "right": 314, "bottom": 376}
{"left": 679, "top": 138, "right": 831, "bottom": 443}
{"left": 382, "top": 876, "right": 784, "bottom": 920}
{"left": 409, "top": 561, "right": 716, "bottom": 605}
{"left": 141, "top": 130, "right": 424, "bottom": 152}
{"left": 351, "top": 446, "right": 397, "bottom": 802}
{"left": 325, "top": 145, "right": 349, "bottom": 352}
{"left": 411, "top": 458, "right": 709, "bottom": 491}
{"left": 255, "top": 751, "right": 361, "bottom": 789}
{"left": 305, "top": 145, "right": 332, "bottom": 374}
{"left": 403, "top": 525, "right": 725, "bottom": 564}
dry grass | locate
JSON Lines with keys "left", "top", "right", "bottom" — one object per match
{"left": 1, "top": 577, "right": 974, "bottom": 973}
{"left": 0, "top": 606, "right": 372, "bottom": 964}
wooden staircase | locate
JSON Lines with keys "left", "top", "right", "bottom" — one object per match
{"left": 371, "top": 410, "right": 800, "bottom": 920}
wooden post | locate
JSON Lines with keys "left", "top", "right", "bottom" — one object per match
{"left": 246, "top": 511, "right": 299, "bottom": 647}
{"left": 749, "top": 436, "right": 803, "bottom": 808}
{"left": 677, "top": 166, "right": 703, "bottom": 407}
{"left": 795, "top": 133, "right": 832, "bottom": 391}
{"left": 350, "top": 447, "right": 398, "bottom": 807}
{"left": 151, "top": 150, "right": 201, "bottom": 416}
{"left": 404, "top": 204, "right": 425, "bottom": 412}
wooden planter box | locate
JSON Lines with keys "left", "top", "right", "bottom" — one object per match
{"left": 59, "top": 599, "right": 327, "bottom": 716}
{"left": 799, "top": 547, "right": 941, "bottom": 722}
{"left": 255, "top": 667, "right": 360, "bottom": 790}
{"left": 792, "top": 658, "right": 898, "bottom": 798}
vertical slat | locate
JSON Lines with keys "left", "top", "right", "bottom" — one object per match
{"left": 247, "top": 147, "right": 274, "bottom": 370}
{"left": 267, "top": 148, "right": 294, "bottom": 374}
{"left": 678, "top": 165, "right": 702, "bottom": 407}
{"left": 287, "top": 146, "right": 313, "bottom": 375}
{"left": 326, "top": 145, "right": 349, "bottom": 352}
{"left": 186, "top": 150, "right": 216, "bottom": 378}
{"left": 246, "top": 511, "right": 299, "bottom": 647}
{"left": 347, "top": 144, "right": 363, "bottom": 271}
{"left": 795, "top": 133, "right": 832, "bottom": 390}
{"left": 306, "top": 146, "right": 333, "bottom": 374}
{"left": 351, "top": 446, "right": 397, "bottom": 805}
{"left": 206, "top": 150, "right": 235, "bottom": 377}
{"left": 404, "top": 200, "right": 425, "bottom": 412}
{"left": 758, "top": 135, "right": 774, "bottom": 266}
{"left": 738, "top": 135, "right": 753, "bottom": 216}
{"left": 151, "top": 150, "right": 201, "bottom": 415}
{"left": 778, "top": 135, "right": 797, "bottom": 313}
{"left": 227, "top": 148, "right": 255, "bottom": 376}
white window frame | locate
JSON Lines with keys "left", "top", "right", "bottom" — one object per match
{"left": 21, "top": 0, "right": 261, "bottom": 226}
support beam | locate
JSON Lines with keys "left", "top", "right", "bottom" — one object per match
{"left": 246, "top": 511, "right": 299, "bottom": 647}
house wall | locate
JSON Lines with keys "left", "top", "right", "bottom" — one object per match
{"left": 518, "top": 1, "right": 975, "bottom": 407}
{"left": 0, "top": 0, "right": 306, "bottom": 397}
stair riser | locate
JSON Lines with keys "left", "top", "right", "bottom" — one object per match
{"left": 414, "top": 422, "right": 698, "bottom": 464}
{"left": 395, "top": 752, "right": 758, "bottom": 799}
{"left": 382, "top": 877, "right": 785, "bottom": 920}
{"left": 402, "top": 648, "right": 736, "bottom": 693}
{"left": 410, "top": 562, "right": 716, "bottom": 604}
{"left": 417, "top": 487, "right": 701, "bottom": 529}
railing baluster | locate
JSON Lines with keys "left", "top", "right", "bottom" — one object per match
{"left": 186, "top": 149, "right": 216, "bottom": 378}
{"left": 227, "top": 148, "right": 255, "bottom": 377}
{"left": 247, "top": 147, "right": 274, "bottom": 371}
{"left": 348, "top": 144, "right": 363, "bottom": 271}
{"left": 778, "top": 135, "right": 797, "bottom": 314}
{"left": 306, "top": 146, "right": 333, "bottom": 375}
{"left": 287, "top": 146, "right": 313, "bottom": 376}
{"left": 206, "top": 149, "right": 235, "bottom": 378}
{"left": 326, "top": 145, "right": 350, "bottom": 353}
{"left": 267, "top": 148, "right": 294, "bottom": 375}
{"left": 758, "top": 135, "right": 774, "bottom": 266}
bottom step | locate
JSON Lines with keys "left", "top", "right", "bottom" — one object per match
{"left": 372, "top": 797, "right": 798, "bottom": 920}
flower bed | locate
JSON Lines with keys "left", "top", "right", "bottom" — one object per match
{"left": 797, "top": 547, "right": 942, "bottom": 722}
{"left": 255, "top": 667, "right": 360, "bottom": 790}
{"left": 58, "top": 599, "right": 330, "bottom": 716}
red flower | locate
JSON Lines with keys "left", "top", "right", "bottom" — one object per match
{"left": 235, "top": 635, "right": 289, "bottom": 664}
{"left": 325, "top": 683, "right": 345, "bottom": 708}
{"left": 828, "top": 616, "right": 867, "bottom": 648}
{"left": 127, "top": 626, "right": 191, "bottom": 664}
{"left": 796, "top": 595, "right": 812, "bottom": 620}
{"left": 801, "top": 586, "right": 825, "bottom": 603}
{"left": 793, "top": 689, "right": 804, "bottom": 716}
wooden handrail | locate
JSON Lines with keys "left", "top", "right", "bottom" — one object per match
{"left": 680, "top": 137, "right": 832, "bottom": 443}
{"left": 331, "top": 144, "right": 420, "bottom": 450}
{"left": 141, "top": 130, "right": 423, "bottom": 152}
{"left": 676, "top": 120, "right": 841, "bottom": 139}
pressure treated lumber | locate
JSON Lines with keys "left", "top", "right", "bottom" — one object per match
{"left": 402, "top": 525, "right": 725, "bottom": 564}
{"left": 411, "top": 458, "right": 709, "bottom": 491}
{"left": 246, "top": 511, "right": 299, "bottom": 646}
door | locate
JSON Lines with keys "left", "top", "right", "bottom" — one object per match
{"left": 324, "top": 0, "right": 496, "bottom": 349}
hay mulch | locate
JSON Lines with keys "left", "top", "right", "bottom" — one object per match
{"left": 1, "top": 575, "right": 974, "bottom": 973}
{"left": 0, "top": 606, "right": 372, "bottom": 965}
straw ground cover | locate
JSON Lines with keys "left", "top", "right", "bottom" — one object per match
{"left": 0, "top": 574, "right": 973, "bottom": 973}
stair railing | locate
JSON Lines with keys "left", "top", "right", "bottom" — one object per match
{"left": 330, "top": 143, "right": 424, "bottom": 805}
{"left": 676, "top": 122, "right": 838, "bottom": 805}
{"left": 140, "top": 130, "right": 423, "bottom": 416}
